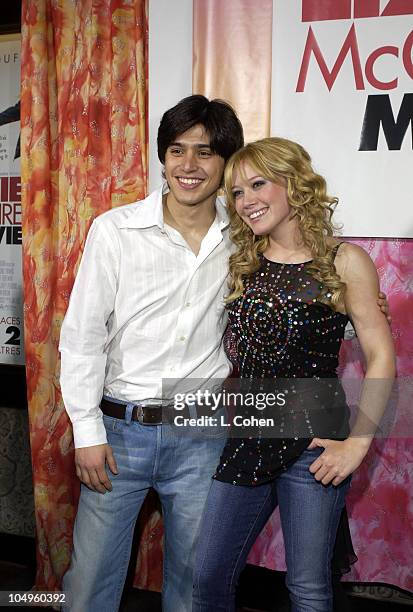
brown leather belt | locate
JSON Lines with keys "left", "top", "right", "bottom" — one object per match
{"left": 100, "top": 397, "right": 182, "bottom": 425}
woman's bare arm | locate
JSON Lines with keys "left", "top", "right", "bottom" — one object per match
{"left": 309, "top": 243, "right": 396, "bottom": 485}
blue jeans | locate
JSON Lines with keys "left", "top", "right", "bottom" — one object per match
{"left": 63, "top": 409, "right": 226, "bottom": 612}
{"left": 192, "top": 448, "right": 351, "bottom": 612}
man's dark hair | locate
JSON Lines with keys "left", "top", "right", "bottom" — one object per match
{"left": 157, "top": 95, "right": 244, "bottom": 164}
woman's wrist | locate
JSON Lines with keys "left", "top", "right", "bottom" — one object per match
{"left": 346, "top": 435, "right": 373, "bottom": 453}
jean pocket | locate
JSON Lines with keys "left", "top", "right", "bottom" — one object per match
{"left": 102, "top": 414, "right": 121, "bottom": 434}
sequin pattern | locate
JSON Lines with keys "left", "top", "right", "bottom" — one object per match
{"left": 215, "top": 254, "right": 349, "bottom": 486}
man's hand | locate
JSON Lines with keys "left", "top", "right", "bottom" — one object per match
{"left": 377, "top": 291, "right": 391, "bottom": 324}
{"left": 75, "top": 443, "right": 118, "bottom": 494}
{"left": 307, "top": 437, "right": 371, "bottom": 486}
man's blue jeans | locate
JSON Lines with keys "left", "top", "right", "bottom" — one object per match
{"left": 192, "top": 448, "right": 351, "bottom": 612}
{"left": 63, "top": 409, "right": 226, "bottom": 612}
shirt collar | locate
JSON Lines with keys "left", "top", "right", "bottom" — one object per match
{"left": 118, "top": 183, "right": 229, "bottom": 232}
{"left": 118, "top": 184, "right": 166, "bottom": 230}
{"left": 214, "top": 193, "right": 230, "bottom": 231}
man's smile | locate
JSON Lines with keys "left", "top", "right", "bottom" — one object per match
{"left": 176, "top": 176, "right": 205, "bottom": 189}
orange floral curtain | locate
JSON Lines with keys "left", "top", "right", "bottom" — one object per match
{"left": 21, "top": 0, "right": 148, "bottom": 590}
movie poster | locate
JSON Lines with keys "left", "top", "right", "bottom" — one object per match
{"left": 0, "top": 35, "right": 23, "bottom": 365}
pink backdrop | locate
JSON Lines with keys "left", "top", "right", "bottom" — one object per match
{"left": 248, "top": 238, "right": 413, "bottom": 591}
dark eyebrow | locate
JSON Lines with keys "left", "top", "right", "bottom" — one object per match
{"left": 169, "top": 141, "right": 212, "bottom": 149}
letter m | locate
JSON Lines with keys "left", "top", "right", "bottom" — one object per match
{"left": 359, "top": 94, "right": 413, "bottom": 150}
{"left": 296, "top": 25, "right": 364, "bottom": 92}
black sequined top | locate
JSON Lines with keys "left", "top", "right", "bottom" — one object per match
{"left": 214, "top": 251, "right": 350, "bottom": 486}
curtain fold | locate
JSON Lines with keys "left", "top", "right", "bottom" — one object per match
{"left": 21, "top": 0, "right": 148, "bottom": 590}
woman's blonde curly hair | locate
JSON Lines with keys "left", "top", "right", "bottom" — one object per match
{"left": 224, "top": 137, "right": 345, "bottom": 306}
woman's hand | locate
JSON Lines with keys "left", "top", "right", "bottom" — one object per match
{"left": 308, "top": 437, "right": 371, "bottom": 486}
{"left": 377, "top": 291, "right": 391, "bottom": 324}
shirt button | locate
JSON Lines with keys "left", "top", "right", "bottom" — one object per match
{"left": 179, "top": 336, "right": 186, "bottom": 342}
{"left": 185, "top": 302, "right": 191, "bottom": 307}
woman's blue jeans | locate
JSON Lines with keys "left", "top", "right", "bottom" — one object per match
{"left": 192, "top": 448, "right": 351, "bottom": 612}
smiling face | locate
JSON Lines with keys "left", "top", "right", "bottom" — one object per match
{"left": 164, "top": 124, "right": 225, "bottom": 209}
{"left": 231, "top": 162, "right": 294, "bottom": 238}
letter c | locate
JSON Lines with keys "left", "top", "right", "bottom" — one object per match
{"left": 403, "top": 30, "right": 413, "bottom": 79}
{"left": 365, "top": 46, "right": 399, "bottom": 90}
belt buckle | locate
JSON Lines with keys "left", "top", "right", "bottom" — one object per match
{"left": 136, "top": 405, "right": 149, "bottom": 425}
{"left": 136, "top": 404, "right": 163, "bottom": 426}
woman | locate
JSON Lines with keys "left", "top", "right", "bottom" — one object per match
{"left": 192, "top": 137, "right": 395, "bottom": 612}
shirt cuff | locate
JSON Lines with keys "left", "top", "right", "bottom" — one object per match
{"left": 72, "top": 416, "right": 108, "bottom": 448}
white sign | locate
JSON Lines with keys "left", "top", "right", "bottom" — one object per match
{"left": 148, "top": 0, "right": 193, "bottom": 191}
{"left": 271, "top": 0, "right": 413, "bottom": 237}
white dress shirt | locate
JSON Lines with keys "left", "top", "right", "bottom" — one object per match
{"left": 59, "top": 185, "right": 233, "bottom": 448}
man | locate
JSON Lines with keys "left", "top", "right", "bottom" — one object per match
{"left": 60, "top": 95, "right": 244, "bottom": 612}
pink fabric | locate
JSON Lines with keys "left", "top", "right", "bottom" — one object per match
{"left": 193, "top": 0, "right": 273, "bottom": 142}
{"left": 248, "top": 238, "right": 413, "bottom": 592}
